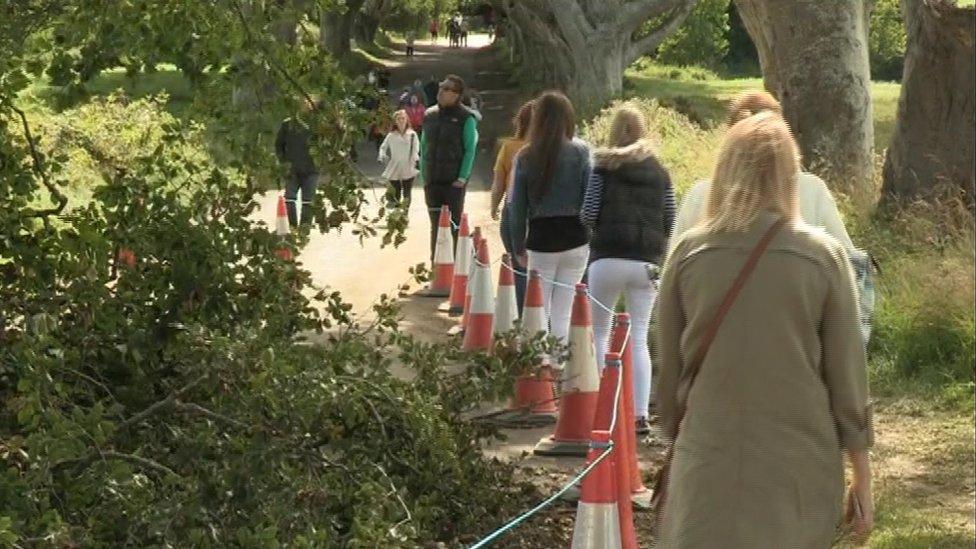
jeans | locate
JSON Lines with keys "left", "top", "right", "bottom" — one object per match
{"left": 285, "top": 172, "right": 318, "bottom": 226}
{"left": 499, "top": 204, "right": 527, "bottom": 315}
{"left": 587, "top": 258, "right": 657, "bottom": 419}
{"left": 424, "top": 183, "right": 466, "bottom": 261}
{"left": 849, "top": 249, "right": 876, "bottom": 347}
{"left": 527, "top": 244, "right": 589, "bottom": 348}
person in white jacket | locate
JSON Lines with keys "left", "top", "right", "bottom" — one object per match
{"left": 378, "top": 109, "right": 420, "bottom": 207}
{"left": 668, "top": 91, "right": 875, "bottom": 345}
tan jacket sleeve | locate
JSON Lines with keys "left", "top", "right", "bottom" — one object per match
{"left": 821, "top": 243, "right": 873, "bottom": 450}
{"left": 490, "top": 141, "right": 510, "bottom": 213}
{"left": 653, "top": 238, "right": 689, "bottom": 441}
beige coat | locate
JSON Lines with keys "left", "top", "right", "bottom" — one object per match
{"left": 653, "top": 211, "right": 873, "bottom": 548}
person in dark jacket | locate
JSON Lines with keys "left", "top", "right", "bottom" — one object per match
{"left": 579, "top": 105, "right": 676, "bottom": 434}
{"left": 275, "top": 97, "right": 319, "bottom": 227}
{"left": 419, "top": 74, "right": 479, "bottom": 262}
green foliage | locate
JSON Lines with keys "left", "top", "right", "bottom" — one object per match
{"left": 870, "top": 0, "right": 907, "bottom": 82}
{"left": 0, "top": 2, "right": 539, "bottom": 545}
{"left": 654, "top": 0, "right": 731, "bottom": 69}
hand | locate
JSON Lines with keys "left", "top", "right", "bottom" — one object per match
{"left": 451, "top": 179, "right": 466, "bottom": 188}
{"left": 845, "top": 479, "right": 874, "bottom": 543}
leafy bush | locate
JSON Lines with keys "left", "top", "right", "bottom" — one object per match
{"left": 654, "top": 0, "right": 731, "bottom": 69}
{"left": 870, "top": 0, "right": 907, "bottom": 81}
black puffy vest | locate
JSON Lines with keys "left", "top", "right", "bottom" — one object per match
{"left": 589, "top": 156, "right": 669, "bottom": 265}
{"left": 422, "top": 105, "right": 472, "bottom": 184}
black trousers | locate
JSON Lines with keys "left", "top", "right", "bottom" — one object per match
{"left": 389, "top": 178, "right": 414, "bottom": 205}
{"left": 424, "top": 182, "right": 465, "bottom": 261}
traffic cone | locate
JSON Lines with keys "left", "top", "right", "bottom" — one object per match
{"left": 570, "top": 430, "right": 622, "bottom": 549}
{"left": 460, "top": 228, "right": 483, "bottom": 334}
{"left": 609, "top": 313, "right": 647, "bottom": 496}
{"left": 521, "top": 269, "right": 548, "bottom": 340}
{"left": 534, "top": 283, "right": 600, "bottom": 457}
{"left": 274, "top": 195, "right": 292, "bottom": 261}
{"left": 422, "top": 205, "right": 454, "bottom": 297}
{"left": 591, "top": 352, "right": 638, "bottom": 549}
{"left": 447, "top": 213, "right": 471, "bottom": 316}
{"left": 461, "top": 238, "right": 494, "bottom": 351}
{"left": 494, "top": 254, "right": 518, "bottom": 335}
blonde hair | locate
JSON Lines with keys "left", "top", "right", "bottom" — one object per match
{"left": 607, "top": 105, "right": 647, "bottom": 148}
{"left": 726, "top": 90, "right": 782, "bottom": 125}
{"left": 703, "top": 111, "right": 801, "bottom": 233}
{"left": 393, "top": 109, "right": 409, "bottom": 130}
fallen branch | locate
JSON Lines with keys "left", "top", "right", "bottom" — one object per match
{"left": 1, "top": 97, "right": 68, "bottom": 219}
{"left": 174, "top": 400, "right": 249, "bottom": 430}
{"left": 53, "top": 450, "right": 179, "bottom": 479}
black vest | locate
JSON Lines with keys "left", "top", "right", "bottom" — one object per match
{"left": 422, "top": 105, "right": 472, "bottom": 184}
{"left": 589, "top": 156, "right": 669, "bottom": 265}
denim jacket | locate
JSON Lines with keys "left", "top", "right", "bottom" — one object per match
{"left": 510, "top": 138, "right": 592, "bottom": 250}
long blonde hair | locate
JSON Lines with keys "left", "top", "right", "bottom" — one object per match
{"left": 703, "top": 111, "right": 801, "bottom": 233}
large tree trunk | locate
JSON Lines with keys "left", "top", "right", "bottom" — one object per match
{"left": 735, "top": 0, "right": 875, "bottom": 195}
{"left": 321, "top": 0, "right": 365, "bottom": 57}
{"left": 882, "top": 0, "right": 975, "bottom": 207}
{"left": 501, "top": 0, "right": 695, "bottom": 114}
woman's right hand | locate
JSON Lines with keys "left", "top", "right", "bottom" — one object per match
{"left": 845, "top": 477, "right": 874, "bottom": 543}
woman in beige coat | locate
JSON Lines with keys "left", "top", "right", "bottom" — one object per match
{"left": 653, "top": 112, "right": 874, "bottom": 548}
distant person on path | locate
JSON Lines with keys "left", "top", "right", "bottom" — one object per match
{"left": 405, "top": 92, "right": 426, "bottom": 135}
{"left": 580, "top": 105, "right": 676, "bottom": 435}
{"left": 429, "top": 18, "right": 439, "bottom": 44}
{"left": 510, "top": 91, "right": 591, "bottom": 352}
{"left": 275, "top": 97, "right": 319, "bottom": 227}
{"left": 654, "top": 111, "right": 873, "bottom": 547}
{"left": 423, "top": 76, "right": 439, "bottom": 106}
{"left": 668, "top": 91, "right": 875, "bottom": 346}
{"left": 379, "top": 109, "right": 420, "bottom": 208}
{"left": 419, "top": 74, "right": 479, "bottom": 262}
{"left": 492, "top": 100, "right": 534, "bottom": 314}
{"left": 405, "top": 31, "right": 416, "bottom": 57}
{"left": 459, "top": 18, "right": 469, "bottom": 47}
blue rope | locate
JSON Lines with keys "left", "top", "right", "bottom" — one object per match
{"left": 468, "top": 443, "right": 615, "bottom": 549}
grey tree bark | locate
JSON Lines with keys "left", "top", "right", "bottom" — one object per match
{"left": 499, "top": 0, "right": 696, "bottom": 113}
{"left": 882, "top": 0, "right": 975, "bottom": 207}
{"left": 321, "top": 0, "right": 365, "bottom": 57}
{"left": 734, "top": 0, "right": 875, "bottom": 194}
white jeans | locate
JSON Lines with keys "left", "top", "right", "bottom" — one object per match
{"left": 527, "top": 244, "right": 589, "bottom": 348}
{"left": 587, "top": 258, "right": 657, "bottom": 419}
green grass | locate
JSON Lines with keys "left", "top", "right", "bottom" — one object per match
{"left": 624, "top": 61, "right": 902, "bottom": 150}
{"left": 21, "top": 66, "right": 194, "bottom": 116}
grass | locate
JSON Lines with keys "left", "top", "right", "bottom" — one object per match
{"left": 624, "top": 60, "right": 902, "bottom": 151}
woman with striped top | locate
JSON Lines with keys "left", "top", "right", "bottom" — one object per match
{"left": 580, "top": 105, "right": 676, "bottom": 434}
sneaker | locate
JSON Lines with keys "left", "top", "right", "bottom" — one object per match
{"left": 636, "top": 417, "right": 652, "bottom": 436}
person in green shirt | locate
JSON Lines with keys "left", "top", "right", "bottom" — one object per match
{"left": 418, "top": 74, "right": 479, "bottom": 261}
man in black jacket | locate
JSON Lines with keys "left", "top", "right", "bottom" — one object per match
{"left": 275, "top": 97, "right": 318, "bottom": 227}
{"left": 419, "top": 74, "right": 479, "bottom": 261}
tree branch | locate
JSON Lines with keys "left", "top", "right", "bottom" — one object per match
{"left": 1, "top": 98, "right": 68, "bottom": 219}
{"left": 115, "top": 375, "right": 207, "bottom": 432}
{"left": 618, "top": 0, "right": 693, "bottom": 33}
{"left": 54, "top": 450, "right": 179, "bottom": 478}
{"left": 174, "top": 400, "right": 249, "bottom": 430}
{"left": 626, "top": 0, "right": 697, "bottom": 63}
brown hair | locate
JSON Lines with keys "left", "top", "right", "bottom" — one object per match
{"left": 703, "top": 111, "right": 801, "bottom": 233}
{"left": 726, "top": 90, "right": 781, "bottom": 125}
{"left": 442, "top": 74, "right": 466, "bottom": 94}
{"left": 607, "top": 105, "right": 647, "bottom": 148}
{"left": 523, "top": 91, "right": 575, "bottom": 201}
{"left": 512, "top": 100, "right": 534, "bottom": 140}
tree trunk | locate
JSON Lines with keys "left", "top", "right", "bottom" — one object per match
{"left": 882, "top": 0, "right": 975, "bottom": 207}
{"left": 735, "top": 0, "right": 875, "bottom": 194}
{"left": 321, "top": 0, "right": 365, "bottom": 57}
{"left": 502, "top": 0, "right": 695, "bottom": 114}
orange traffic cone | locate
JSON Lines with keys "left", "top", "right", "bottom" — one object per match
{"left": 462, "top": 238, "right": 494, "bottom": 351}
{"left": 534, "top": 283, "right": 600, "bottom": 457}
{"left": 570, "top": 430, "right": 622, "bottom": 549}
{"left": 494, "top": 254, "right": 518, "bottom": 335}
{"left": 274, "top": 195, "right": 292, "bottom": 261}
{"left": 447, "top": 213, "right": 471, "bottom": 316}
{"left": 521, "top": 269, "right": 548, "bottom": 340}
{"left": 422, "top": 205, "right": 454, "bottom": 297}
{"left": 609, "top": 313, "right": 647, "bottom": 496}
{"left": 591, "top": 352, "right": 638, "bottom": 549}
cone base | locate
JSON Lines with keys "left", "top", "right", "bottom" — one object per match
{"left": 416, "top": 287, "right": 451, "bottom": 298}
{"left": 510, "top": 375, "right": 558, "bottom": 414}
{"left": 532, "top": 436, "right": 590, "bottom": 457}
{"left": 571, "top": 504, "right": 623, "bottom": 549}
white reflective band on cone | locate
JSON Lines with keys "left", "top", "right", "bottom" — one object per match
{"left": 469, "top": 264, "right": 495, "bottom": 314}
{"left": 571, "top": 503, "right": 622, "bottom": 549}
{"left": 455, "top": 236, "right": 471, "bottom": 274}
{"left": 522, "top": 305, "right": 547, "bottom": 337}
{"left": 564, "top": 326, "right": 599, "bottom": 392}
{"left": 276, "top": 217, "right": 289, "bottom": 236}
{"left": 434, "top": 226, "right": 455, "bottom": 264}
